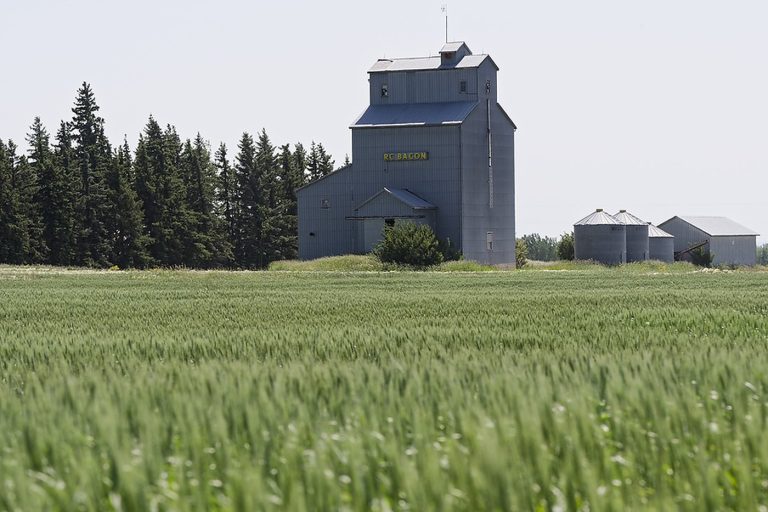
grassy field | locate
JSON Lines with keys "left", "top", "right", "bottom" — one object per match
{"left": 1, "top": 266, "right": 768, "bottom": 511}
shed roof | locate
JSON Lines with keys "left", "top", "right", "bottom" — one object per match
{"left": 351, "top": 101, "right": 477, "bottom": 128}
{"left": 369, "top": 54, "right": 496, "bottom": 73}
{"left": 575, "top": 209, "right": 622, "bottom": 226}
{"left": 612, "top": 210, "right": 647, "bottom": 226}
{"left": 647, "top": 224, "right": 674, "bottom": 238}
{"left": 661, "top": 216, "right": 759, "bottom": 237}
{"left": 355, "top": 188, "right": 436, "bottom": 211}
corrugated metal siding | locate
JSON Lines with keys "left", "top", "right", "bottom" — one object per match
{"left": 574, "top": 225, "right": 627, "bottom": 265}
{"left": 709, "top": 236, "right": 757, "bottom": 266}
{"left": 355, "top": 190, "right": 428, "bottom": 217}
{"left": 658, "top": 217, "right": 710, "bottom": 253}
{"left": 297, "top": 166, "right": 357, "bottom": 260}
{"left": 624, "top": 225, "right": 649, "bottom": 262}
{"left": 649, "top": 237, "right": 674, "bottom": 262}
{"left": 459, "top": 60, "right": 513, "bottom": 264}
{"left": 370, "top": 68, "right": 479, "bottom": 105}
{"left": 351, "top": 124, "right": 463, "bottom": 253}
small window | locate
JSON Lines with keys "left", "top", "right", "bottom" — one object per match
{"left": 460, "top": 80, "right": 467, "bottom": 93}
{"left": 320, "top": 199, "right": 330, "bottom": 209}
{"left": 485, "top": 80, "right": 491, "bottom": 94}
{"left": 486, "top": 232, "right": 494, "bottom": 251}
{"left": 381, "top": 84, "right": 388, "bottom": 97}
{"left": 385, "top": 219, "right": 395, "bottom": 227}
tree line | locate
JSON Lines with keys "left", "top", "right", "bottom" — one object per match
{"left": 0, "top": 83, "right": 338, "bottom": 269}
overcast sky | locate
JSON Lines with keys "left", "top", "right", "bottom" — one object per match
{"left": 2, "top": 0, "right": 766, "bottom": 242}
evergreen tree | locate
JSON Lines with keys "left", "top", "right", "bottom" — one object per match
{"left": 343, "top": 154, "right": 351, "bottom": 167}
{"left": 51, "top": 122, "right": 80, "bottom": 265}
{"left": 179, "top": 134, "right": 231, "bottom": 267}
{"left": 232, "top": 132, "right": 261, "bottom": 268}
{"left": 292, "top": 142, "right": 308, "bottom": 186}
{"left": 214, "top": 143, "right": 237, "bottom": 259}
{"left": 27, "top": 117, "right": 72, "bottom": 265}
{"left": 25, "top": 118, "right": 57, "bottom": 263}
{"left": 133, "top": 118, "right": 191, "bottom": 266}
{"left": 277, "top": 143, "right": 298, "bottom": 259}
{"left": 3, "top": 140, "right": 47, "bottom": 263}
{"left": 317, "top": 142, "right": 335, "bottom": 178}
{"left": 107, "top": 139, "right": 151, "bottom": 268}
{"left": 306, "top": 141, "right": 321, "bottom": 182}
{"left": 71, "top": 82, "right": 114, "bottom": 266}
{"left": 160, "top": 125, "right": 194, "bottom": 266}
{"left": 306, "top": 141, "right": 335, "bottom": 182}
{"left": 133, "top": 117, "right": 163, "bottom": 262}
{"left": 255, "top": 129, "right": 289, "bottom": 266}
{"left": 0, "top": 139, "right": 25, "bottom": 263}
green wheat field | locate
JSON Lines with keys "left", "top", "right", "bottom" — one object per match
{"left": 1, "top": 265, "right": 768, "bottom": 511}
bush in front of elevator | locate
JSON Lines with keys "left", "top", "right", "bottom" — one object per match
{"left": 373, "top": 222, "right": 444, "bottom": 268}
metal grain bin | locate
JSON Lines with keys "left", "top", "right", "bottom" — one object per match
{"left": 574, "top": 209, "right": 626, "bottom": 265}
{"left": 647, "top": 223, "right": 675, "bottom": 262}
{"left": 613, "top": 210, "right": 649, "bottom": 262}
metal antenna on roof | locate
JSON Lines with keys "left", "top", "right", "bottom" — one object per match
{"left": 441, "top": 4, "right": 448, "bottom": 43}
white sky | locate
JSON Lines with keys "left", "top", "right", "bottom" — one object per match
{"left": 2, "top": 0, "right": 766, "bottom": 242}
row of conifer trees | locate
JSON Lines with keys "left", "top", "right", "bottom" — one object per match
{"left": 0, "top": 83, "right": 338, "bottom": 268}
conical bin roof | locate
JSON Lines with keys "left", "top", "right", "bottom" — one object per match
{"left": 612, "top": 210, "right": 647, "bottom": 226}
{"left": 647, "top": 223, "right": 674, "bottom": 238}
{"left": 575, "top": 209, "right": 622, "bottom": 226}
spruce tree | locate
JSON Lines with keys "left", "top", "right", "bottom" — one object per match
{"left": 214, "top": 143, "right": 237, "bottom": 261}
{"left": 232, "top": 132, "right": 260, "bottom": 268}
{"left": 306, "top": 141, "right": 321, "bottom": 182}
{"left": 161, "top": 125, "right": 194, "bottom": 266}
{"left": 133, "top": 117, "right": 163, "bottom": 262}
{"left": 51, "top": 122, "right": 80, "bottom": 265}
{"left": 3, "top": 140, "right": 47, "bottom": 263}
{"left": 0, "top": 139, "right": 24, "bottom": 263}
{"left": 317, "top": 142, "right": 335, "bottom": 177}
{"left": 133, "top": 118, "right": 191, "bottom": 266}
{"left": 254, "top": 130, "right": 284, "bottom": 266}
{"left": 305, "top": 141, "right": 335, "bottom": 181}
{"left": 24, "top": 118, "right": 56, "bottom": 263}
{"left": 27, "top": 117, "right": 66, "bottom": 264}
{"left": 71, "top": 83, "right": 114, "bottom": 266}
{"left": 292, "top": 142, "right": 308, "bottom": 185}
{"left": 277, "top": 143, "right": 298, "bottom": 259}
{"left": 180, "top": 134, "right": 231, "bottom": 267}
{"left": 107, "top": 139, "right": 150, "bottom": 268}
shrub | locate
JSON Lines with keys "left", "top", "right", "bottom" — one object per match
{"left": 515, "top": 239, "right": 528, "bottom": 268}
{"left": 438, "top": 237, "right": 462, "bottom": 262}
{"left": 689, "top": 247, "right": 714, "bottom": 268}
{"left": 521, "top": 233, "right": 558, "bottom": 261}
{"left": 757, "top": 244, "right": 768, "bottom": 265}
{"left": 373, "top": 222, "right": 444, "bottom": 268}
{"left": 557, "top": 232, "right": 575, "bottom": 261}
